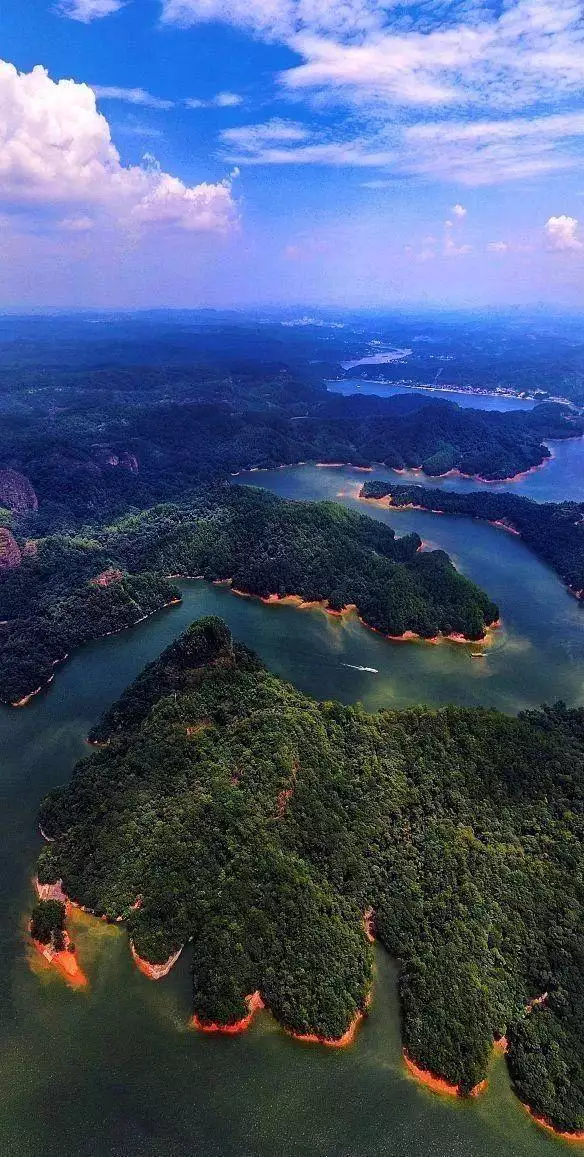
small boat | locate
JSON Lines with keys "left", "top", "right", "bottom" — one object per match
{"left": 471, "top": 652, "right": 485, "bottom": 659}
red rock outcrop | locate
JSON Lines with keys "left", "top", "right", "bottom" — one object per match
{"left": 0, "top": 528, "right": 21, "bottom": 569}
{"left": 0, "top": 469, "right": 38, "bottom": 513}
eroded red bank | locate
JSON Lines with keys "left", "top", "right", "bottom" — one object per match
{"left": 190, "top": 994, "right": 366, "bottom": 1047}
{"left": 191, "top": 991, "right": 265, "bottom": 1034}
{"left": 404, "top": 1052, "right": 487, "bottom": 1098}
{"left": 30, "top": 934, "right": 88, "bottom": 988}
{"left": 523, "top": 1107, "right": 584, "bottom": 1143}
{"left": 31, "top": 879, "right": 88, "bottom": 987}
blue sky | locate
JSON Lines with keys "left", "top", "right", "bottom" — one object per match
{"left": 1, "top": 0, "right": 583, "bottom": 308}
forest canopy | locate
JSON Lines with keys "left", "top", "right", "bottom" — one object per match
{"left": 36, "top": 618, "right": 584, "bottom": 1135}
{"left": 360, "top": 481, "right": 584, "bottom": 597}
{"left": 0, "top": 485, "right": 498, "bottom": 704}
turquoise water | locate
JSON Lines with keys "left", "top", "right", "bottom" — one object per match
{"left": 1, "top": 444, "right": 583, "bottom": 1156}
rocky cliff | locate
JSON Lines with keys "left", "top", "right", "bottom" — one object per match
{"left": 0, "top": 469, "right": 38, "bottom": 513}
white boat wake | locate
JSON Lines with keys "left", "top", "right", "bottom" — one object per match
{"left": 343, "top": 663, "right": 379, "bottom": 673}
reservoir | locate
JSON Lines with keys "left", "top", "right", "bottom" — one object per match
{"left": 2, "top": 442, "right": 583, "bottom": 1157}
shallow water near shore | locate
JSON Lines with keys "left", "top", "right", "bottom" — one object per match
{"left": 2, "top": 454, "right": 584, "bottom": 1155}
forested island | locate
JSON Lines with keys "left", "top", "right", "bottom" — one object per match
{"left": 0, "top": 485, "right": 498, "bottom": 705}
{"left": 34, "top": 617, "right": 584, "bottom": 1135}
{"left": 360, "top": 481, "right": 584, "bottom": 598}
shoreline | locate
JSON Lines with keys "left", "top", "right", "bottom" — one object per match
{"left": 403, "top": 1052, "right": 487, "bottom": 1098}
{"left": 4, "top": 598, "right": 181, "bottom": 710}
{"left": 360, "top": 491, "right": 584, "bottom": 604}
{"left": 236, "top": 448, "right": 560, "bottom": 486}
{"left": 6, "top": 553, "right": 497, "bottom": 713}
{"left": 29, "top": 880, "right": 584, "bottom": 1132}
{"left": 329, "top": 378, "right": 572, "bottom": 407}
{"left": 523, "top": 1104, "right": 584, "bottom": 1143}
{"left": 229, "top": 583, "right": 496, "bottom": 645}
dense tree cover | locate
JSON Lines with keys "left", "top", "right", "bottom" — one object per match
{"left": 37, "top": 620, "right": 584, "bottom": 1131}
{"left": 30, "top": 900, "right": 67, "bottom": 951}
{"left": 2, "top": 310, "right": 583, "bottom": 404}
{"left": 360, "top": 481, "right": 584, "bottom": 597}
{"left": 1, "top": 357, "right": 581, "bottom": 536}
{"left": 0, "top": 486, "right": 498, "bottom": 704}
{"left": 0, "top": 568, "right": 179, "bottom": 704}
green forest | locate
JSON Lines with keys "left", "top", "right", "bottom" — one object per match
{"left": 36, "top": 618, "right": 584, "bottom": 1134}
{"left": 0, "top": 485, "right": 498, "bottom": 704}
{"left": 360, "top": 481, "right": 584, "bottom": 597}
{"left": 1, "top": 364, "right": 581, "bottom": 539}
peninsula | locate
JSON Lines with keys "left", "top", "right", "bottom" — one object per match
{"left": 34, "top": 618, "right": 584, "bottom": 1136}
{"left": 0, "top": 485, "right": 498, "bottom": 705}
{"left": 359, "top": 481, "right": 584, "bottom": 598}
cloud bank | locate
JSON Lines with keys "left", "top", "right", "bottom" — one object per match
{"left": 0, "top": 61, "right": 238, "bottom": 233}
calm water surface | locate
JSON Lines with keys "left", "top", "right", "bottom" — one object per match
{"left": 328, "top": 378, "right": 538, "bottom": 411}
{"left": 2, "top": 440, "right": 583, "bottom": 1157}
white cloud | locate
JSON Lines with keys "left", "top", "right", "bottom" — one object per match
{"left": 545, "top": 215, "right": 583, "bottom": 251}
{"left": 403, "top": 110, "right": 584, "bottom": 185}
{"left": 221, "top": 118, "right": 310, "bottom": 148}
{"left": 185, "top": 91, "right": 243, "bottom": 108}
{"left": 215, "top": 91, "right": 243, "bottom": 107}
{"left": 162, "top": 0, "right": 584, "bottom": 111}
{"left": 220, "top": 108, "right": 584, "bottom": 185}
{"left": 0, "top": 61, "right": 238, "bottom": 234}
{"left": 220, "top": 118, "right": 398, "bottom": 164}
{"left": 487, "top": 240, "right": 508, "bottom": 251}
{"left": 452, "top": 203, "right": 467, "bottom": 217}
{"left": 58, "top": 215, "right": 95, "bottom": 232}
{"left": 160, "top": 0, "right": 387, "bottom": 40}
{"left": 93, "top": 86, "right": 175, "bottom": 109}
{"left": 57, "top": 0, "right": 126, "bottom": 20}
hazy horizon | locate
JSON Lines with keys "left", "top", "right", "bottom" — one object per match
{"left": 2, "top": 0, "right": 584, "bottom": 310}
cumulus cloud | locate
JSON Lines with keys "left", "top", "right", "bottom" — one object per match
{"left": 93, "top": 86, "right": 175, "bottom": 109}
{"left": 0, "top": 60, "right": 238, "bottom": 234}
{"left": 452, "top": 203, "right": 467, "bottom": 217}
{"left": 57, "top": 0, "right": 126, "bottom": 20}
{"left": 487, "top": 240, "right": 508, "bottom": 252}
{"left": 545, "top": 215, "right": 583, "bottom": 251}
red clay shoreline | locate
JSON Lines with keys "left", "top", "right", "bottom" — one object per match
{"left": 236, "top": 446, "right": 564, "bottom": 486}
{"left": 403, "top": 1052, "right": 487, "bottom": 1098}
{"left": 29, "top": 880, "right": 584, "bottom": 1134}
{"left": 10, "top": 569, "right": 496, "bottom": 710}
{"left": 361, "top": 492, "right": 584, "bottom": 605}
{"left": 31, "top": 875, "right": 369, "bottom": 1046}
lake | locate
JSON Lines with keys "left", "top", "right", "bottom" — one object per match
{"left": 328, "top": 378, "right": 539, "bottom": 411}
{"left": 1, "top": 438, "right": 583, "bottom": 1157}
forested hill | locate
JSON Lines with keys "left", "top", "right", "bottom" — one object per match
{"left": 0, "top": 485, "right": 498, "bottom": 705}
{"left": 1, "top": 367, "right": 581, "bottom": 534}
{"left": 36, "top": 617, "right": 584, "bottom": 1135}
{"left": 360, "top": 481, "right": 584, "bottom": 598}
